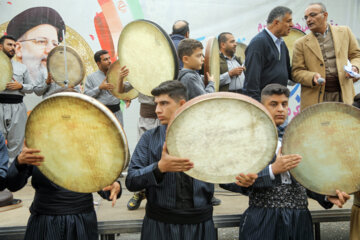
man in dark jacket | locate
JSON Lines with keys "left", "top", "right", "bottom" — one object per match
{"left": 170, "top": 20, "right": 189, "bottom": 71}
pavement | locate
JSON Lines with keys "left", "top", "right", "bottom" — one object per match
{"left": 0, "top": 177, "right": 353, "bottom": 240}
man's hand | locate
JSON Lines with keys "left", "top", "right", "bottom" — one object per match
{"left": 235, "top": 173, "right": 258, "bottom": 187}
{"left": 327, "top": 190, "right": 350, "bottom": 208}
{"left": 6, "top": 79, "right": 23, "bottom": 90}
{"left": 271, "top": 148, "right": 302, "bottom": 175}
{"left": 46, "top": 73, "right": 54, "bottom": 85}
{"left": 206, "top": 72, "right": 214, "bottom": 83}
{"left": 312, "top": 73, "right": 325, "bottom": 86}
{"left": 102, "top": 181, "right": 121, "bottom": 207}
{"left": 229, "top": 67, "right": 245, "bottom": 77}
{"left": 18, "top": 146, "right": 44, "bottom": 166}
{"left": 346, "top": 66, "right": 360, "bottom": 82}
{"left": 157, "top": 143, "right": 194, "bottom": 173}
{"left": 99, "top": 77, "right": 115, "bottom": 90}
{"left": 117, "top": 66, "right": 129, "bottom": 93}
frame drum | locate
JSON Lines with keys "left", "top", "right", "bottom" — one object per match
{"left": 0, "top": 51, "right": 12, "bottom": 91}
{"left": 47, "top": 46, "right": 85, "bottom": 87}
{"left": 283, "top": 28, "right": 306, "bottom": 63}
{"left": 107, "top": 60, "right": 139, "bottom": 100}
{"left": 166, "top": 92, "right": 277, "bottom": 183}
{"left": 235, "top": 42, "right": 247, "bottom": 63}
{"left": 117, "top": 20, "right": 178, "bottom": 96}
{"left": 25, "top": 92, "right": 128, "bottom": 193}
{"left": 204, "top": 37, "right": 220, "bottom": 92}
{"left": 283, "top": 102, "right": 360, "bottom": 195}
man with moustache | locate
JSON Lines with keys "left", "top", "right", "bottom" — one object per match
{"left": 6, "top": 7, "right": 65, "bottom": 86}
{"left": 292, "top": 2, "right": 360, "bottom": 111}
{"left": 0, "top": 35, "right": 33, "bottom": 165}
{"left": 218, "top": 32, "right": 245, "bottom": 93}
{"left": 243, "top": 6, "right": 293, "bottom": 102}
{"left": 84, "top": 50, "right": 127, "bottom": 126}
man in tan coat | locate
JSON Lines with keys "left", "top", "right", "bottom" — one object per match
{"left": 292, "top": 2, "right": 360, "bottom": 111}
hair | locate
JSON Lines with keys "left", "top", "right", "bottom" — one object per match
{"left": 218, "top": 32, "right": 233, "bottom": 48}
{"left": 151, "top": 80, "right": 187, "bottom": 102}
{"left": 172, "top": 20, "right": 189, "bottom": 36}
{"left": 266, "top": 6, "right": 292, "bottom": 24}
{"left": 308, "top": 2, "right": 327, "bottom": 12}
{"left": 0, "top": 35, "right": 16, "bottom": 45}
{"left": 177, "top": 39, "right": 203, "bottom": 60}
{"left": 353, "top": 93, "right": 360, "bottom": 109}
{"left": 94, "top": 50, "right": 109, "bottom": 63}
{"left": 261, "top": 83, "right": 290, "bottom": 102}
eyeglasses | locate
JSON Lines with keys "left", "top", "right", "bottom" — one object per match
{"left": 303, "top": 12, "right": 324, "bottom": 21}
{"left": 19, "top": 37, "right": 59, "bottom": 48}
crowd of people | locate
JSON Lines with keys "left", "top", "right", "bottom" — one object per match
{"left": 0, "top": 2, "right": 359, "bottom": 240}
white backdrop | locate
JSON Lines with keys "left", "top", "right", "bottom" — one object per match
{"left": 0, "top": 0, "right": 359, "bottom": 152}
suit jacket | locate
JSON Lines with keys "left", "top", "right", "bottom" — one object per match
{"left": 292, "top": 25, "right": 360, "bottom": 111}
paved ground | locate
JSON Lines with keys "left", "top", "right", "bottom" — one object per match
{"left": 0, "top": 178, "right": 352, "bottom": 240}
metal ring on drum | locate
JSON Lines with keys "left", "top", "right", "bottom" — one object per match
{"left": 117, "top": 19, "right": 178, "bottom": 96}
{"left": 25, "top": 92, "right": 128, "bottom": 193}
{"left": 166, "top": 92, "right": 278, "bottom": 184}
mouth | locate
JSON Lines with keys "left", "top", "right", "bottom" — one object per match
{"left": 308, "top": 22, "right": 314, "bottom": 28}
{"left": 275, "top": 115, "right": 285, "bottom": 120}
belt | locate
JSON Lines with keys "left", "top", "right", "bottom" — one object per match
{"left": 0, "top": 94, "right": 23, "bottom": 104}
{"left": 146, "top": 203, "right": 213, "bottom": 224}
{"left": 325, "top": 76, "right": 340, "bottom": 92}
{"left": 140, "top": 103, "right": 157, "bottom": 119}
{"left": 105, "top": 104, "right": 120, "bottom": 113}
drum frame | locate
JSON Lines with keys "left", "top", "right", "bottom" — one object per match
{"left": 204, "top": 37, "right": 220, "bottom": 92}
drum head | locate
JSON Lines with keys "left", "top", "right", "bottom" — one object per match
{"left": 47, "top": 46, "right": 85, "bottom": 87}
{"left": 283, "top": 28, "right": 306, "bottom": 64}
{"left": 204, "top": 37, "right": 220, "bottom": 92}
{"left": 0, "top": 51, "right": 12, "bottom": 92}
{"left": 25, "top": 92, "right": 128, "bottom": 193}
{"left": 107, "top": 60, "right": 139, "bottom": 100}
{"left": 166, "top": 92, "right": 277, "bottom": 183}
{"left": 235, "top": 42, "right": 247, "bottom": 63}
{"left": 117, "top": 20, "right": 178, "bottom": 96}
{"left": 283, "top": 103, "right": 360, "bottom": 195}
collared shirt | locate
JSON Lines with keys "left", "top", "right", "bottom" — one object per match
{"left": 84, "top": 70, "right": 119, "bottom": 106}
{"left": 314, "top": 25, "right": 330, "bottom": 38}
{"left": 264, "top": 28, "right": 283, "bottom": 55}
{"left": 1, "top": 60, "right": 33, "bottom": 96}
{"left": 219, "top": 53, "right": 245, "bottom": 91}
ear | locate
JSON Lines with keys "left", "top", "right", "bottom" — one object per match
{"left": 185, "top": 32, "right": 189, "bottom": 38}
{"left": 182, "top": 55, "right": 189, "bottom": 64}
{"left": 179, "top": 99, "right": 186, "bottom": 106}
{"left": 15, "top": 42, "right": 22, "bottom": 58}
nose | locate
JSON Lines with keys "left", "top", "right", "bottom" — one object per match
{"left": 155, "top": 104, "right": 161, "bottom": 114}
{"left": 44, "top": 43, "right": 54, "bottom": 54}
{"left": 289, "top": 21, "right": 294, "bottom": 28}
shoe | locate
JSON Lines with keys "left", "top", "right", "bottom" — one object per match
{"left": 127, "top": 191, "right": 146, "bottom": 210}
{"left": 211, "top": 196, "right": 221, "bottom": 206}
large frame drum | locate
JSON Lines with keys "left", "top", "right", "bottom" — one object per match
{"left": 0, "top": 51, "right": 12, "bottom": 91}
{"left": 283, "top": 102, "right": 360, "bottom": 195}
{"left": 47, "top": 46, "right": 85, "bottom": 87}
{"left": 117, "top": 20, "right": 178, "bottom": 96}
{"left": 25, "top": 92, "right": 128, "bottom": 193}
{"left": 204, "top": 37, "right": 220, "bottom": 92}
{"left": 107, "top": 60, "right": 139, "bottom": 100}
{"left": 166, "top": 92, "right": 277, "bottom": 183}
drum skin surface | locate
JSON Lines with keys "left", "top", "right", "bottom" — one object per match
{"left": 47, "top": 46, "right": 85, "bottom": 87}
{"left": 235, "top": 42, "right": 247, "bottom": 63}
{"left": 166, "top": 92, "right": 277, "bottom": 184}
{"left": 107, "top": 60, "right": 139, "bottom": 100}
{"left": 283, "top": 28, "right": 306, "bottom": 64}
{"left": 283, "top": 102, "right": 360, "bottom": 195}
{"left": 204, "top": 37, "right": 220, "bottom": 92}
{"left": 117, "top": 20, "right": 178, "bottom": 96}
{"left": 25, "top": 92, "right": 128, "bottom": 193}
{"left": 0, "top": 51, "right": 12, "bottom": 92}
